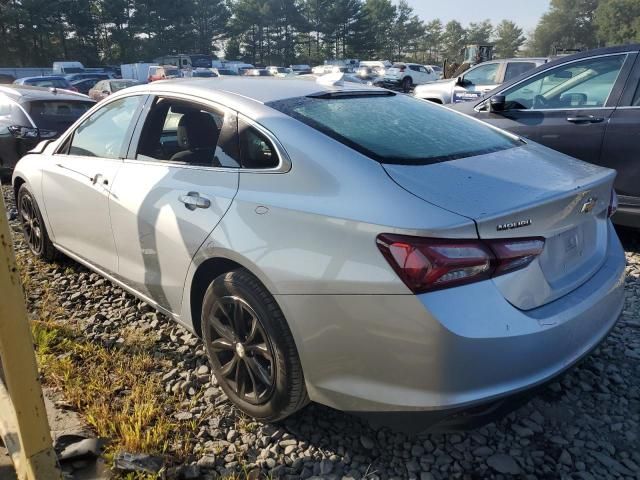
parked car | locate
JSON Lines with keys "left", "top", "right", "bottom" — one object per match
{"left": 14, "top": 76, "right": 78, "bottom": 92}
{"left": 65, "top": 72, "right": 111, "bottom": 83}
{"left": 88, "top": 79, "right": 142, "bottom": 101}
{"left": 0, "top": 74, "right": 16, "bottom": 84}
{"left": 383, "top": 63, "right": 439, "bottom": 92}
{"left": 243, "top": 69, "right": 271, "bottom": 77}
{"left": 451, "top": 44, "right": 640, "bottom": 228}
{"left": 0, "top": 85, "right": 94, "bottom": 175}
{"left": 148, "top": 65, "right": 181, "bottom": 82}
{"left": 52, "top": 61, "right": 84, "bottom": 75}
{"left": 426, "top": 64, "right": 444, "bottom": 79}
{"left": 290, "top": 64, "right": 312, "bottom": 75}
{"left": 356, "top": 66, "right": 385, "bottom": 81}
{"left": 71, "top": 78, "right": 100, "bottom": 95}
{"left": 414, "top": 58, "right": 548, "bottom": 104}
{"left": 192, "top": 68, "right": 218, "bottom": 78}
{"left": 266, "top": 66, "right": 292, "bottom": 76}
{"left": 214, "top": 68, "right": 239, "bottom": 76}
{"left": 12, "top": 78, "right": 625, "bottom": 429}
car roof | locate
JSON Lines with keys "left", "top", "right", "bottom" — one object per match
{"left": 19, "top": 75, "right": 67, "bottom": 81}
{"left": 0, "top": 84, "right": 94, "bottom": 102}
{"left": 124, "top": 77, "right": 383, "bottom": 104}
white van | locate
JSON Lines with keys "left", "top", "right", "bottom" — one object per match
{"left": 52, "top": 61, "right": 85, "bottom": 75}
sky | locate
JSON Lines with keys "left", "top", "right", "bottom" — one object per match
{"left": 403, "top": 0, "right": 551, "bottom": 32}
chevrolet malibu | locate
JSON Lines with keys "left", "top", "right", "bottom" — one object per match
{"left": 12, "top": 78, "right": 625, "bottom": 428}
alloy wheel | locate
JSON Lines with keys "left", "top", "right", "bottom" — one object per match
{"left": 20, "top": 194, "right": 42, "bottom": 254}
{"left": 205, "top": 296, "right": 276, "bottom": 405}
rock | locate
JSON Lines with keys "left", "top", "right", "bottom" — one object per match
{"left": 320, "top": 459, "right": 333, "bottom": 475}
{"left": 559, "top": 450, "right": 572, "bottom": 466}
{"left": 473, "top": 446, "right": 494, "bottom": 457}
{"left": 487, "top": 454, "right": 520, "bottom": 475}
{"left": 175, "top": 412, "right": 193, "bottom": 421}
{"left": 196, "top": 455, "right": 217, "bottom": 469}
{"left": 114, "top": 452, "right": 163, "bottom": 473}
{"left": 360, "top": 435, "right": 375, "bottom": 450}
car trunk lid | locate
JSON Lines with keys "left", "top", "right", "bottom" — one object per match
{"left": 383, "top": 143, "right": 616, "bottom": 310}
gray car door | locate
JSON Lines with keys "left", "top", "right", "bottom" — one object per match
{"left": 108, "top": 95, "right": 240, "bottom": 314}
{"left": 599, "top": 53, "right": 640, "bottom": 211}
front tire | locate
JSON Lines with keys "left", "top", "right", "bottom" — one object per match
{"left": 17, "top": 184, "right": 57, "bottom": 261}
{"left": 201, "top": 269, "right": 308, "bottom": 421}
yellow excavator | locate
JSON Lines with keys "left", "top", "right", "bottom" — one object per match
{"left": 444, "top": 44, "right": 495, "bottom": 79}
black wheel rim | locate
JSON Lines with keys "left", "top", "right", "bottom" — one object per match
{"left": 206, "top": 296, "right": 276, "bottom": 405}
{"left": 20, "top": 194, "right": 42, "bottom": 254}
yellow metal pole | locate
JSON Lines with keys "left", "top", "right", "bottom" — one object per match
{"left": 0, "top": 185, "right": 61, "bottom": 480}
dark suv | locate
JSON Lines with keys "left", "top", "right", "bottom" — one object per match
{"left": 453, "top": 44, "right": 640, "bottom": 228}
{"left": 0, "top": 85, "right": 94, "bottom": 176}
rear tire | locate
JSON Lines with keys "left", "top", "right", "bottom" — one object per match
{"left": 402, "top": 77, "right": 413, "bottom": 93}
{"left": 201, "top": 269, "right": 308, "bottom": 422}
{"left": 17, "top": 184, "right": 57, "bottom": 261}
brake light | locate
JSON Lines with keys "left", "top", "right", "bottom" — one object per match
{"left": 377, "top": 234, "right": 545, "bottom": 293}
{"left": 608, "top": 189, "right": 618, "bottom": 218}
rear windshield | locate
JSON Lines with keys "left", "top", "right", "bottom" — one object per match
{"left": 26, "top": 100, "right": 94, "bottom": 131}
{"left": 267, "top": 94, "right": 520, "bottom": 165}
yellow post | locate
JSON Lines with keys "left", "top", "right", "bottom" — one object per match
{"left": 0, "top": 185, "right": 61, "bottom": 480}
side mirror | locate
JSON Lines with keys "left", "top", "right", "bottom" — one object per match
{"left": 490, "top": 95, "right": 507, "bottom": 112}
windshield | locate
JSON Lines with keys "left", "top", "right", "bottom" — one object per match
{"left": 217, "top": 69, "right": 238, "bottom": 75}
{"left": 165, "top": 68, "right": 180, "bottom": 77}
{"left": 26, "top": 78, "right": 70, "bottom": 88}
{"left": 26, "top": 100, "right": 94, "bottom": 131}
{"left": 268, "top": 93, "right": 519, "bottom": 165}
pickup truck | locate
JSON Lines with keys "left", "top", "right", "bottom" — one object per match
{"left": 414, "top": 58, "right": 549, "bottom": 104}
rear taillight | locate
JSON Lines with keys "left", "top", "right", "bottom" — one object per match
{"left": 608, "top": 189, "right": 618, "bottom": 218}
{"left": 377, "top": 234, "right": 545, "bottom": 293}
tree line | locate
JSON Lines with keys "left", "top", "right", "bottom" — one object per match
{"left": 0, "top": 0, "right": 638, "bottom": 68}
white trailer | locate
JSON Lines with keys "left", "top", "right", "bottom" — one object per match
{"left": 120, "top": 63, "right": 156, "bottom": 82}
{"left": 0, "top": 67, "right": 53, "bottom": 79}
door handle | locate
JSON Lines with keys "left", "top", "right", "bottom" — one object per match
{"left": 91, "top": 173, "right": 109, "bottom": 186}
{"left": 566, "top": 115, "right": 605, "bottom": 124}
{"left": 178, "top": 191, "right": 210, "bottom": 211}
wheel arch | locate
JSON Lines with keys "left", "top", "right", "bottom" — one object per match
{"left": 13, "top": 175, "right": 26, "bottom": 202}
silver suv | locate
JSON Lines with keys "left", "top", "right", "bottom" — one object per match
{"left": 414, "top": 58, "right": 549, "bottom": 104}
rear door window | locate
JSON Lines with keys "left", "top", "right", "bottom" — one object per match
{"left": 135, "top": 97, "right": 240, "bottom": 168}
{"left": 268, "top": 93, "right": 519, "bottom": 165}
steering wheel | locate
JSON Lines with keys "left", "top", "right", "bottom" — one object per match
{"left": 533, "top": 95, "right": 550, "bottom": 109}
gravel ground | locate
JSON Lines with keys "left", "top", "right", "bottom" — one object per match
{"left": 2, "top": 184, "right": 640, "bottom": 480}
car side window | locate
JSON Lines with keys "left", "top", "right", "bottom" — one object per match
{"left": 0, "top": 96, "right": 12, "bottom": 117}
{"left": 238, "top": 119, "right": 279, "bottom": 169}
{"left": 409, "top": 65, "right": 420, "bottom": 72}
{"left": 463, "top": 63, "right": 499, "bottom": 86}
{"left": 136, "top": 97, "right": 240, "bottom": 168}
{"left": 66, "top": 96, "right": 141, "bottom": 159}
{"left": 503, "top": 54, "right": 627, "bottom": 110}
{"left": 633, "top": 81, "right": 640, "bottom": 107}
{"left": 503, "top": 62, "right": 537, "bottom": 82}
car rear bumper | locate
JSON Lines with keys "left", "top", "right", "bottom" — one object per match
{"left": 276, "top": 224, "right": 625, "bottom": 416}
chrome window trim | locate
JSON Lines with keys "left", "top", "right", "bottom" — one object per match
{"left": 474, "top": 52, "right": 635, "bottom": 113}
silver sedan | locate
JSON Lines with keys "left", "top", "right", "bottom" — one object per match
{"left": 12, "top": 77, "right": 625, "bottom": 428}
